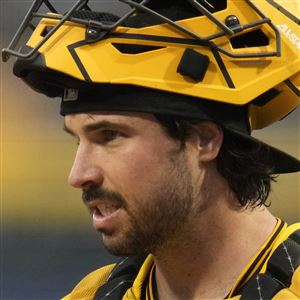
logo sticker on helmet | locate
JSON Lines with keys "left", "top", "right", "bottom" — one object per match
{"left": 63, "top": 89, "right": 79, "bottom": 101}
{"left": 277, "top": 24, "right": 300, "bottom": 50}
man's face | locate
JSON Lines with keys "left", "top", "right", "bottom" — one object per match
{"left": 65, "top": 112, "right": 202, "bottom": 256}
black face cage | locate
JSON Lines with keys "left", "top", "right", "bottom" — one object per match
{"left": 2, "top": 0, "right": 282, "bottom": 63}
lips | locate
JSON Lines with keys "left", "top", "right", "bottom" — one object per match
{"left": 85, "top": 200, "right": 122, "bottom": 231}
{"left": 94, "top": 201, "right": 119, "bottom": 217}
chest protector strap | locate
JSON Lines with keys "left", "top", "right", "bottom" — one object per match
{"left": 93, "top": 255, "right": 147, "bottom": 300}
{"left": 240, "top": 229, "right": 300, "bottom": 300}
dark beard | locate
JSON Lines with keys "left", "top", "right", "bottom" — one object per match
{"left": 83, "top": 152, "right": 195, "bottom": 256}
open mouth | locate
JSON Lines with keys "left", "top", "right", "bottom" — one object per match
{"left": 90, "top": 201, "right": 123, "bottom": 231}
{"left": 92, "top": 202, "right": 121, "bottom": 218}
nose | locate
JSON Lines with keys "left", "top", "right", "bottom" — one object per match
{"left": 68, "top": 144, "right": 103, "bottom": 189}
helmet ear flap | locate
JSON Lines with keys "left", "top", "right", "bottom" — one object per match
{"left": 249, "top": 72, "right": 300, "bottom": 130}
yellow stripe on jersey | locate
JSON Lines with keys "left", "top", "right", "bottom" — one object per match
{"left": 125, "top": 255, "right": 154, "bottom": 300}
{"left": 145, "top": 264, "right": 156, "bottom": 300}
{"left": 61, "top": 263, "right": 116, "bottom": 300}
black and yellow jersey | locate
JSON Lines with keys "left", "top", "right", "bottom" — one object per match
{"left": 62, "top": 220, "right": 300, "bottom": 300}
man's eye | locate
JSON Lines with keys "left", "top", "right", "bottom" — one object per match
{"left": 99, "top": 130, "right": 122, "bottom": 143}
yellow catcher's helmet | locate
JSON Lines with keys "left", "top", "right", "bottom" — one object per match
{"left": 2, "top": 0, "right": 300, "bottom": 173}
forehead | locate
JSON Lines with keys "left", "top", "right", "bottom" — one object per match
{"left": 64, "top": 111, "right": 159, "bottom": 133}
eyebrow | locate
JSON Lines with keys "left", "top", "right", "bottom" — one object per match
{"left": 63, "top": 120, "right": 129, "bottom": 136}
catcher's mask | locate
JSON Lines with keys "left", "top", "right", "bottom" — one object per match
{"left": 2, "top": 0, "right": 300, "bottom": 173}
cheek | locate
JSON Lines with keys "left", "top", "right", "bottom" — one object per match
{"left": 103, "top": 146, "right": 170, "bottom": 198}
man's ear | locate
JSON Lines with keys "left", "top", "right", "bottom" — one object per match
{"left": 193, "top": 121, "right": 224, "bottom": 162}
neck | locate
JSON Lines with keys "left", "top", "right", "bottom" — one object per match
{"left": 153, "top": 176, "right": 277, "bottom": 300}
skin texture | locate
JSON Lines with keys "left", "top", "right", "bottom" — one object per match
{"left": 65, "top": 111, "right": 205, "bottom": 255}
{"left": 65, "top": 111, "right": 277, "bottom": 300}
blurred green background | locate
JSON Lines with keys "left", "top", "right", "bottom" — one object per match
{"left": 1, "top": 1, "right": 299, "bottom": 299}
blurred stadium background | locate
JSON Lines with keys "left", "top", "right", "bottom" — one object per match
{"left": 1, "top": 1, "right": 299, "bottom": 299}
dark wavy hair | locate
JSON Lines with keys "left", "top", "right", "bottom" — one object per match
{"left": 154, "top": 114, "right": 276, "bottom": 208}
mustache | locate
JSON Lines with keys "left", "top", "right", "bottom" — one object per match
{"left": 82, "top": 185, "right": 126, "bottom": 207}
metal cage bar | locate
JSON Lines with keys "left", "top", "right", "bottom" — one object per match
{"left": 2, "top": 0, "right": 281, "bottom": 62}
{"left": 2, "top": 0, "right": 88, "bottom": 61}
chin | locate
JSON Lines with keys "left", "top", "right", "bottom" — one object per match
{"left": 101, "top": 234, "right": 147, "bottom": 257}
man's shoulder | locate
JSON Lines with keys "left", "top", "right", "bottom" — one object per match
{"left": 272, "top": 222, "right": 300, "bottom": 250}
{"left": 61, "top": 255, "right": 151, "bottom": 300}
{"left": 267, "top": 221, "right": 300, "bottom": 277}
{"left": 61, "top": 223, "right": 300, "bottom": 300}
{"left": 238, "top": 222, "right": 300, "bottom": 300}
{"left": 61, "top": 263, "right": 116, "bottom": 300}
{"left": 268, "top": 222, "right": 300, "bottom": 299}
